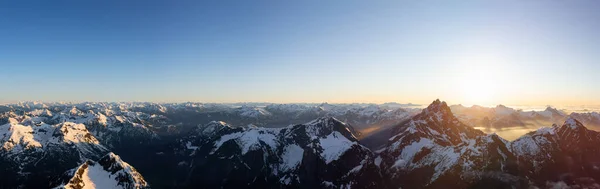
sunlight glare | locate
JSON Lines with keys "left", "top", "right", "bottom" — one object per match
{"left": 457, "top": 54, "right": 511, "bottom": 106}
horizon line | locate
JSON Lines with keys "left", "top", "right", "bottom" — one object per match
{"left": 3, "top": 100, "right": 600, "bottom": 110}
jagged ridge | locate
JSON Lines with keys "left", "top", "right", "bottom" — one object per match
{"left": 55, "top": 152, "right": 149, "bottom": 189}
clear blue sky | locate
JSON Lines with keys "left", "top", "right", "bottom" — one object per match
{"left": 1, "top": 0, "right": 599, "bottom": 105}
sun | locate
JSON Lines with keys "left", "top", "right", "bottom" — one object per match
{"left": 455, "top": 55, "right": 510, "bottom": 106}
{"left": 460, "top": 70, "right": 497, "bottom": 106}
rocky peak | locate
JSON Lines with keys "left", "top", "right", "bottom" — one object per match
{"left": 555, "top": 117, "right": 587, "bottom": 137}
{"left": 206, "top": 120, "right": 230, "bottom": 127}
{"left": 555, "top": 117, "right": 595, "bottom": 146}
{"left": 196, "top": 121, "right": 233, "bottom": 136}
{"left": 425, "top": 99, "right": 450, "bottom": 113}
{"left": 63, "top": 106, "right": 83, "bottom": 116}
{"left": 418, "top": 99, "right": 463, "bottom": 126}
{"left": 303, "top": 116, "right": 358, "bottom": 140}
{"left": 57, "top": 152, "right": 149, "bottom": 189}
{"left": 419, "top": 99, "right": 456, "bottom": 123}
{"left": 388, "top": 99, "right": 484, "bottom": 148}
{"left": 53, "top": 122, "right": 100, "bottom": 145}
{"left": 98, "top": 152, "right": 143, "bottom": 176}
{"left": 563, "top": 117, "right": 585, "bottom": 130}
{"left": 545, "top": 106, "right": 565, "bottom": 117}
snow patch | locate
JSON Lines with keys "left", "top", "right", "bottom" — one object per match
{"left": 280, "top": 144, "right": 304, "bottom": 171}
{"left": 320, "top": 131, "right": 356, "bottom": 164}
{"left": 186, "top": 141, "right": 198, "bottom": 150}
{"left": 213, "top": 128, "right": 279, "bottom": 155}
{"left": 0, "top": 123, "right": 42, "bottom": 151}
{"left": 70, "top": 163, "right": 121, "bottom": 189}
{"left": 374, "top": 156, "right": 382, "bottom": 167}
{"left": 393, "top": 138, "right": 434, "bottom": 168}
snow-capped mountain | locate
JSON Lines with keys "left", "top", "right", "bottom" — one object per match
{"left": 0, "top": 105, "right": 160, "bottom": 160}
{"left": 235, "top": 105, "right": 273, "bottom": 118}
{"left": 511, "top": 117, "right": 600, "bottom": 188}
{"left": 378, "top": 100, "right": 526, "bottom": 188}
{"left": 0, "top": 107, "right": 156, "bottom": 189}
{"left": 0, "top": 120, "right": 107, "bottom": 157}
{"left": 376, "top": 100, "right": 600, "bottom": 188}
{"left": 176, "top": 117, "right": 382, "bottom": 188}
{"left": 1, "top": 101, "right": 418, "bottom": 136}
{"left": 55, "top": 152, "right": 149, "bottom": 189}
{"left": 0, "top": 118, "right": 110, "bottom": 188}
{"left": 0, "top": 102, "right": 417, "bottom": 188}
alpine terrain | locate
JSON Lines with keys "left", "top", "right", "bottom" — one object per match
{"left": 1, "top": 100, "right": 599, "bottom": 188}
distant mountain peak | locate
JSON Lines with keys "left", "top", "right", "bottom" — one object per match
{"left": 196, "top": 121, "right": 233, "bottom": 136}
{"left": 430, "top": 99, "right": 443, "bottom": 106}
{"left": 562, "top": 117, "right": 585, "bottom": 130}
{"left": 387, "top": 99, "right": 484, "bottom": 147}
{"left": 307, "top": 116, "right": 341, "bottom": 126}
{"left": 205, "top": 120, "right": 231, "bottom": 128}
{"left": 0, "top": 121, "right": 106, "bottom": 155}
{"left": 545, "top": 106, "right": 564, "bottom": 114}
{"left": 304, "top": 116, "right": 358, "bottom": 140}
{"left": 54, "top": 122, "right": 101, "bottom": 144}
{"left": 496, "top": 104, "right": 508, "bottom": 108}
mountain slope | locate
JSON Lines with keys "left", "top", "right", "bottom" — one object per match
{"left": 379, "top": 100, "right": 600, "bottom": 188}
{"left": 379, "top": 100, "right": 527, "bottom": 188}
{"left": 0, "top": 116, "right": 110, "bottom": 188}
{"left": 511, "top": 117, "right": 600, "bottom": 188}
{"left": 178, "top": 117, "right": 382, "bottom": 188}
{"left": 55, "top": 152, "right": 149, "bottom": 189}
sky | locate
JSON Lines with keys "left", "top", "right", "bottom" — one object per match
{"left": 1, "top": 0, "right": 599, "bottom": 106}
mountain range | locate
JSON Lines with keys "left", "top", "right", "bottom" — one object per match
{"left": 1, "top": 100, "right": 600, "bottom": 188}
